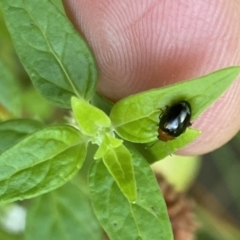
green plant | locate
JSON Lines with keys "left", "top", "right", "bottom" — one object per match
{"left": 0, "top": 0, "right": 239, "bottom": 239}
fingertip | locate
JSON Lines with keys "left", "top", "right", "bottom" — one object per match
{"left": 64, "top": 0, "right": 240, "bottom": 155}
{"left": 178, "top": 79, "right": 240, "bottom": 155}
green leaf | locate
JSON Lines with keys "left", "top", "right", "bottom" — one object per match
{"left": 51, "top": 0, "right": 65, "bottom": 14}
{"left": 71, "top": 96, "right": 111, "bottom": 137}
{"left": 0, "top": 125, "right": 87, "bottom": 204}
{"left": 94, "top": 134, "right": 122, "bottom": 160}
{"left": 89, "top": 148, "right": 173, "bottom": 240}
{"left": 134, "top": 128, "right": 200, "bottom": 163}
{"left": 102, "top": 144, "right": 136, "bottom": 202}
{"left": 0, "top": 10, "right": 20, "bottom": 78}
{"left": 0, "top": 227, "right": 23, "bottom": 240}
{"left": 22, "top": 88, "right": 55, "bottom": 121}
{"left": 91, "top": 92, "right": 114, "bottom": 116}
{"left": 25, "top": 181, "right": 103, "bottom": 240}
{"left": 0, "top": 119, "right": 44, "bottom": 154}
{"left": 110, "top": 66, "right": 240, "bottom": 144}
{"left": 0, "top": 59, "right": 21, "bottom": 118}
{"left": 0, "top": 0, "right": 98, "bottom": 108}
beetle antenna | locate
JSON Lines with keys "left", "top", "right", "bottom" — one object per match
{"left": 145, "top": 141, "right": 172, "bottom": 156}
{"left": 163, "top": 142, "right": 172, "bottom": 156}
{"left": 145, "top": 140, "right": 158, "bottom": 149}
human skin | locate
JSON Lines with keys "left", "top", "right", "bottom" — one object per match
{"left": 63, "top": 0, "right": 240, "bottom": 156}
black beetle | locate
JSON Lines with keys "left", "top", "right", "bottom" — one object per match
{"left": 158, "top": 101, "right": 192, "bottom": 142}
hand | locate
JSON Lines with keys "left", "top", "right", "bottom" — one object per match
{"left": 63, "top": 0, "right": 240, "bottom": 156}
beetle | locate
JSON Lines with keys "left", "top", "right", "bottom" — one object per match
{"left": 158, "top": 101, "right": 192, "bottom": 142}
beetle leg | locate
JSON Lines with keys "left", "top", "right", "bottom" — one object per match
{"left": 158, "top": 106, "right": 169, "bottom": 119}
